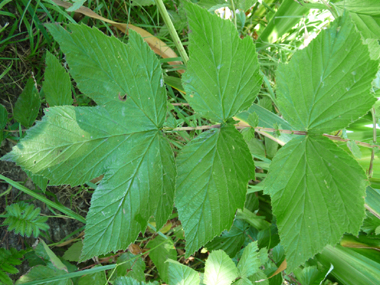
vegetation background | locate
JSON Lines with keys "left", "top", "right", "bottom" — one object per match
{"left": 0, "top": 0, "right": 380, "bottom": 284}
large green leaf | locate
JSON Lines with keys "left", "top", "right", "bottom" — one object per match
{"left": 182, "top": 2, "right": 262, "bottom": 123}
{"left": 167, "top": 260, "right": 200, "bottom": 285}
{"left": 176, "top": 125, "right": 254, "bottom": 257}
{"left": 43, "top": 51, "right": 73, "bottom": 107}
{"left": 276, "top": 13, "right": 377, "bottom": 134}
{"left": 45, "top": 24, "right": 166, "bottom": 127}
{"left": 264, "top": 135, "right": 367, "bottom": 270}
{"left": 2, "top": 26, "right": 175, "bottom": 261}
{"left": 203, "top": 250, "right": 239, "bottom": 285}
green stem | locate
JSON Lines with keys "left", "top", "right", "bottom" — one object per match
{"left": 229, "top": 0, "right": 237, "bottom": 29}
{"left": 154, "top": 0, "right": 189, "bottom": 64}
{"left": 369, "top": 107, "right": 377, "bottom": 178}
{"left": 0, "top": 174, "right": 86, "bottom": 224}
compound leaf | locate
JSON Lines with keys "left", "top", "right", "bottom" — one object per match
{"left": 43, "top": 51, "right": 73, "bottom": 107}
{"left": 3, "top": 202, "right": 49, "bottom": 238}
{"left": 182, "top": 2, "right": 262, "bottom": 123}
{"left": 264, "top": 135, "right": 367, "bottom": 270}
{"left": 2, "top": 25, "right": 175, "bottom": 262}
{"left": 204, "top": 250, "right": 238, "bottom": 285}
{"left": 0, "top": 248, "right": 25, "bottom": 285}
{"left": 176, "top": 125, "right": 254, "bottom": 257}
{"left": 276, "top": 13, "right": 377, "bottom": 134}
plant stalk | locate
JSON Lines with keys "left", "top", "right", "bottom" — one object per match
{"left": 229, "top": 0, "right": 237, "bottom": 29}
{"left": 369, "top": 107, "right": 377, "bottom": 178}
{"left": 167, "top": 125, "right": 380, "bottom": 150}
{"left": 154, "top": 0, "right": 189, "bottom": 63}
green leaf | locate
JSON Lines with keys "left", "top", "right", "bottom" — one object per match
{"left": 147, "top": 236, "right": 177, "bottom": 283}
{"left": 66, "top": 0, "right": 87, "bottom": 11}
{"left": 237, "top": 241, "right": 260, "bottom": 278}
{"left": 0, "top": 248, "right": 25, "bottom": 285}
{"left": 63, "top": 241, "right": 83, "bottom": 263}
{"left": 276, "top": 13, "right": 377, "bottom": 134}
{"left": 293, "top": 266, "right": 328, "bottom": 285}
{"left": 0, "top": 104, "right": 7, "bottom": 129}
{"left": 203, "top": 250, "right": 238, "bottom": 285}
{"left": 176, "top": 125, "right": 254, "bottom": 257}
{"left": 246, "top": 112, "right": 259, "bottom": 128}
{"left": 43, "top": 51, "right": 73, "bottom": 107}
{"left": 4, "top": 202, "right": 49, "bottom": 238}
{"left": 248, "top": 270, "right": 268, "bottom": 285}
{"left": 347, "top": 140, "right": 362, "bottom": 158}
{"left": 335, "top": 0, "right": 380, "bottom": 16}
{"left": 182, "top": 2, "right": 262, "bottom": 123}
{"left": 40, "top": 240, "right": 68, "bottom": 272}
{"left": 3, "top": 25, "right": 175, "bottom": 262}
{"left": 116, "top": 252, "right": 145, "bottom": 281}
{"left": 14, "top": 77, "right": 40, "bottom": 128}
{"left": 205, "top": 219, "right": 249, "bottom": 258}
{"left": 264, "top": 135, "right": 367, "bottom": 270}
{"left": 16, "top": 265, "right": 72, "bottom": 285}
{"left": 45, "top": 24, "right": 166, "bottom": 128}
{"left": 167, "top": 260, "right": 200, "bottom": 285}
{"left": 316, "top": 244, "right": 380, "bottom": 285}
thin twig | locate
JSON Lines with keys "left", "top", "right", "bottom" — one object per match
{"left": 171, "top": 103, "right": 190, "bottom": 106}
{"left": 167, "top": 124, "right": 380, "bottom": 150}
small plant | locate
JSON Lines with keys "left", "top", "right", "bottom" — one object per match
{"left": 3, "top": 202, "right": 49, "bottom": 238}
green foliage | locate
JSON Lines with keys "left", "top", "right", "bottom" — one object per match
{"left": 13, "top": 77, "right": 41, "bottom": 128}
{"left": 2, "top": 0, "right": 380, "bottom": 284}
{"left": 0, "top": 248, "right": 25, "bottom": 285}
{"left": 3, "top": 202, "right": 49, "bottom": 238}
